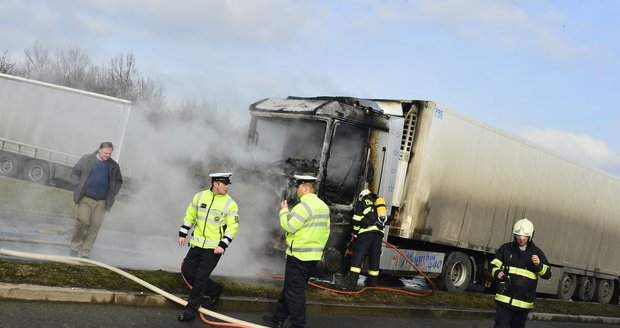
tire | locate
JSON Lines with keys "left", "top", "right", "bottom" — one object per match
{"left": 436, "top": 252, "right": 472, "bottom": 292}
{"left": 0, "top": 153, "right": 21, "bottom": 177}
{"left": 556, "top": 273, "right": 577, "bottom": 300}
{"left": 22, "top": 160, "right": 50, "bottom": 184}
{"left": 576, "top": 276, "right": 595, "bottom": 302}
{"left": 321, "top": 247, "right": 343, "bottom": 274}
{"left": 594, "top": 279, "right": 615, "bottom": 304}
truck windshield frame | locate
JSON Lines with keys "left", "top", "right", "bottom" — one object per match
{"left": 248, "top": 115, "right": 328, "bottom": 176}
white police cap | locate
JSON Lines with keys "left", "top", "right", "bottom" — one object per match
{"left": 293, "top": 174, "right": 318, "bottom": 186}
{"left": 209, "top": 172, "right": 233, "bottom": 184}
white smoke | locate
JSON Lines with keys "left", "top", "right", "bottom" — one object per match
{"left": 98, "top": 102, "right": 287, "bottom": 276}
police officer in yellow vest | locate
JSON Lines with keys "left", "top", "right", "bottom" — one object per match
{"left": 490, "top": 218, "right": 551, "bottom": 328}
{"left": 177, "top": 173, "right": 240, "bottom": 322}
{"left": 263, "top": 175, "right": 330, "bottom": 328}
{"left": 340, "top": 189, "right": 387, "bottom": 289}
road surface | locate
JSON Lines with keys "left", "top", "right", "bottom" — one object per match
{"left": 0, "top": 300, "right": 616, "bottom": 328}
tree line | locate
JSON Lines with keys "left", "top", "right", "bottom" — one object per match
{"left": 1, "top": 44, "right": 164, "bottom": 111}
{"left": 0, "top": 43, "right": 233, "bottom": 127}
{"left": 1, "top": 43, "right": 240, "bottom": 182}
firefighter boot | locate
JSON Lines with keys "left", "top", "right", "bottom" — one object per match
{"left": 340, "top": 272, "right": 359, "bottom": 290}
{"left": 365, "top": 276, "right": 379, "bottom": 287}
{"left": 333, "top": 274, "right": 346, "bottom": 287}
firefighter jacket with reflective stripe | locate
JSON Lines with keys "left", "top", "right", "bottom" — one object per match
{"left": 178, "top": 189, "right": 240, "bottom": 250}
{"left": 490, "top": 241, "right": 551, "bottom": 310}
{"left": 352, "top": 196, "right": 384, "bottom": 236}
{"left": 279, "top": 193, "right": 330, "bottom": 261}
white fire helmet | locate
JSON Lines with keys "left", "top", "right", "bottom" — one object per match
{"left": 513, "top": 218, "right": 534, "bottom": 237}
{"left": 358, "top": 189, "right": 372, "bottom": 200}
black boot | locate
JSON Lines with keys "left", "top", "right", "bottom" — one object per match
{"left": 177, "top": 309, "right": 197, "bottom": 322}
{"left": 262, "top": 314, "right": 285, "bottom": 328}
{"left": 365, "top": 276, "right": 378, "bottom": 287}
{"left": 337, "top": 273, "right": 359, "bottom": 290}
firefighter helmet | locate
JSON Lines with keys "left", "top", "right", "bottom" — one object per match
{"left": 513, "top": 218, "right": 534, "bottom": 237}
{"left": 358, "top": 189, "right": 372, "bottom": 200}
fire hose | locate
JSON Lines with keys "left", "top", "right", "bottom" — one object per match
{"left": 293, "top": 240, "right": 436, "bottom": 297}
{"left": 0, "top": 239, "right": 435, "bottom": 326}
{"left": 323, "top": 239, "right": 435, "bottom": 296}
{"left": 0, "top": 248, "right": 265, "bottom": 328}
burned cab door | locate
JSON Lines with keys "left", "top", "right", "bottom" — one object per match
{"left": 322, "top": 123, "right": 368, "bottom": 206}
{"left": 320, "top": 122, "right": 368, "bottom": 273}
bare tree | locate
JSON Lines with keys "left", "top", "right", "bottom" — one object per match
{"left": 14, "top": 44, "right": 168, "bottom": 115}
{"left": 23, "top": 42, "right": 53, "bottom": 81}
{"left": 0, "top": 50, "right": 17, "bottom": 74}
{"left": 136, "top": 76, "right": 166, "bottom": 112}
{"left": 107, "top": 52, "right": 139, "bottom": 100}
{"left": 52, "top": 47, "right": 92, "bottom": 88}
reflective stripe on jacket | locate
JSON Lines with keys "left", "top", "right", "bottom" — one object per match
{"left": 490, "top": 241, "right": 551, "bottom": 310}
{"left": 352, "top": 197, "right": 384, "bottom": 236}
{"left": 178, "top": 189, "right": 239, "bottom": 250}
{"left": 279, "top": 193, "right": 330, "bottom": 261}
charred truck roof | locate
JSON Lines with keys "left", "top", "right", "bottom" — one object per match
{"left": 249, "top": 96, "right": 390, "bottom": 131}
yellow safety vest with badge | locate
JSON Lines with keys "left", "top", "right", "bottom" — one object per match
{"left": 279, "top": 193, "right": 330, "bottom": 261}
{"left": 179, "top": 189, "right": 240, "bottom": 250}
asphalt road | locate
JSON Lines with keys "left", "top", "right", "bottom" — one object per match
{"left": 0, "top": 300, "right": 617, "bottom": 328}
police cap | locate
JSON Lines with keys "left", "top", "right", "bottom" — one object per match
{"left": 293, "top": 174, "right": 317, "bottom": 186}
{"left": 210, "top": 172, "right": 233, "bottom": 185}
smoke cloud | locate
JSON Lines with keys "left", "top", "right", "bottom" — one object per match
{"left": 100, "top": 102, "right": 287, "bottom": 276}
{"left": 0, "top": 96, "right": 288, "bottom": 278}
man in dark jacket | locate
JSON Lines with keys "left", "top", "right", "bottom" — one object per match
{"left": 490, "top": 218, "right": 551, "bottom": 328}
{"left": 69, "top": 142, "right": 123, "bottom": 258}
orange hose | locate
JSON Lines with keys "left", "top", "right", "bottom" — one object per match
{"left": 182, "top": 239, "right": 436, "bottom": 326}
{"left": 181, "top": 264, "right": 252, "bottom": 328}
{"left": 270, "top": 240, "right": 436, "bottom": 297}
{"left": 307, "top": 240, "right": 435, "bottom": 296}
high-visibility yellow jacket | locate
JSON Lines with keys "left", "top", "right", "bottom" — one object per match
{"left": 279, "top": 193, "right": 330, "bottom": 261}
{"left": 178, "top": 189, "right": 240, "bottom": 250}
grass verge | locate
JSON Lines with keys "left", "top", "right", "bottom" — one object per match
{"left": 1, "top": 259, "right": 619, "bottom": 318}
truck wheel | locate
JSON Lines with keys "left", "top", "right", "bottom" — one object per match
{"left": 436, "top": 252, "right": 472, "bottom": 293}
{"left": 576, "top": 276, "right": 595, "bottom": 302}
{"left": 23, "top": 160, "right": 50, "bottom": 184}
{"left": 0, "top": 153, "right": 21, "bottom": 177}
{"left": 321, "top": 247, "right": 343, "bottom": 274}
{"left": 556, "top": 273, "right": 577, "bottom": 300}
{"left": 593, "top": 279, "right": 615, "bottom": 304}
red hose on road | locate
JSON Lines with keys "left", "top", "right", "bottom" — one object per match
{"left": 271, "top": 240, "right": 436, "bottom": 297}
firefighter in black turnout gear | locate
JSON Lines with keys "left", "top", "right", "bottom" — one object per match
{"left": 339, "top": 189, "right": 387, "bottom": 289}
{"left": 490, "top": 218, "right": 551, "bottom": 328}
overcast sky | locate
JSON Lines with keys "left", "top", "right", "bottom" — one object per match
{"left": 2, "top": 0, "right": 620, "bottom": 176}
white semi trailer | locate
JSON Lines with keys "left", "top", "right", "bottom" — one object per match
{"left": 0, "top": 73, "right": 132, "bottom": 188}
{"left": 245, "top": 96, "right": 620, "bottom": 305}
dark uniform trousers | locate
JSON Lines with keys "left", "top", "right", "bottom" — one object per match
{"left": 274, "top": 256, "right": 318, "bottom": 328}
{"left": 349, "top": 231, "right": 383, "bottom": 285}
{"left": 181, "top": 246, "right": 222, "bottom": 312}
{"left": 494, "top": 303, "right": 528, "bottom": 328}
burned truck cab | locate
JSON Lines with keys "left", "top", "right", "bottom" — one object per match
{"left": 246, "top": 96, "right": 389, "bottom": 272}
